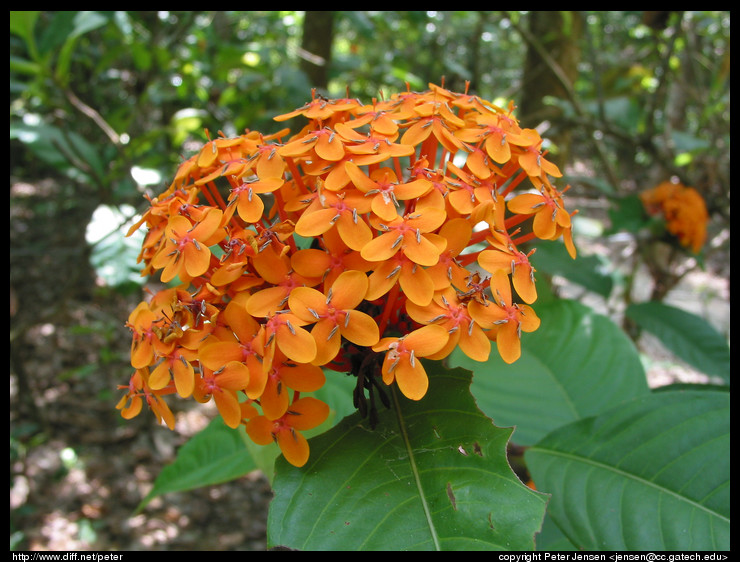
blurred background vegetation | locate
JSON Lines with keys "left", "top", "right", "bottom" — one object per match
{"left": 10, "top": 11, "right": 729, "bottom": 551}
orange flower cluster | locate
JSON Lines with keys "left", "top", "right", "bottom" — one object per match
{"left": 640, "top": 180, "right": 708, "bottom": 254}
{"left": 117, "top": 83, "right": 577, "bottom": 467}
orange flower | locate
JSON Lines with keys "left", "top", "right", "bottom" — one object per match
{"left": 227, "top": 176, "right": 285, "bottom": 224}
{"left": 366, "top": 252, "right": 436, "bottom": 307}
{"left": 258, "top": 350, "right": 326, "bottom": 419}
{"left": 507, "top": 183, "right": 572, "bottom": 241}
{"left": 345, "top": 162, "right": 430, "bottom": 221}
{"left": 372, "top": 324, "right": 450, "bottom": 400}
{"left": 401, "top": 99, "right": 467, "bottom": 154}
{"left": 116, "top": 368, "right": 175, "bottom": 430}
{"left": 289, "top": 270, "right": 380, "bottom": 366}
{"left": 245, "top": 245, "right": 321, "bottom": 317}
{"left": 198, "top": 295, "right": 266, "bottom": 399}
{"left": 127, "top": 301, "right": 166, "bottom": 370}
{"left": 334, "top": 121, "right": 414, "bottom": 158}
{"left": 455, "top": 110, "right": 529, "bottom": 165}
{"left": 262, "top": 310, "right": 317, "bottom": 371}
{"left": 290, "top": 227, "right": 372, "bottom": 288}
{"left": 477, "top": 228, "right": 538, "bottom": 305}
{"left": 150, "top": 209, "right": 226, "bottom": 283}
{"left": 245, "top": 396, "right": 330, "bottom": 467}
{"left": 424, "top": 217, "right": 474, "bottom": 292}
{"left": 468, "top": 271, "right": 540, "bottom": 364}
{"left": 293, "top": 186, "right": 374, "bottom": 251}
{"left": 514, "top": 134, "right": 563, "bottom": 179}
{"left": 273, "top": 94, "right": 358, "bottom": 123}
{"left": 640, "top": 181, "right": 708, "bottom": 253}
{"left": 361, "top": 208, "right": 447, "bottom": 267}
{"left": 120, "top": 83, "right": 578, "bottom": 467}
{"left": 148, "top": 345, "right": 197, "bottom": 398}
{"left": 193, "top": 363, "right": 251, "bottom": 429}
{"left": 406, "top": 287, "right": 491, "bottom": 363}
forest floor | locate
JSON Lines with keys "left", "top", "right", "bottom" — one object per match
{"left": 10, "top": 179, "right": 730, "bottom": 552}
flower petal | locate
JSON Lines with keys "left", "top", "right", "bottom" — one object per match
{"left": 399, "top": 264, "right": 434, "bottom": 306}
{"left": 245, "top": 416, "right": 275, "bottom": 445}
{"left": 394, "top": 359, "right": 429, "bottom": 401}
{"left": 216, "top": 361, "right": 251, "bottom": 390}
{"left": 329, "top": 270, "right": 369, "bottom": 310}
{"left": 336, "top": 213, "right": 373, "bottom": 251}
{"left": 341, "top": 310, "right": 380, "bottom": 347}
{"left": 308, "top": 320, "right": 342, "bottom": 366}
{"left": 496, "top": 322, "right": 521, "bottom": 364}
{"left": 404, "top": 324, "right": 450, "bottom": 357}
{"left": 288, "top": 286, "right": 327, "bottom": 323}
{"left": 214, "top": 389, "right": 242, "bottom": 428}
{"left": 276, "top": 323, "right": 317, "bottom": 364}
{"left": 182, "top": 242, "right": 212, "bottom": 278}
{"left": 285, "top": 397, "right": 330, "bottom": 431}
{"left": 279, "top": 363, "right": 326, "bottom": 393}
{"left": 458, "top": 324, "right": 491, "bottom": 362}
{"left": 361, "top": 231, "right": 402, "bottom": 262}
{"left": 295, "top": 207, "right": 340, "bottom": 237}
{"left": 402, "top": 232, "right": 444, "bottom": 267}
{"left": 276, "top": 427, "right": 310, "bottom": 467}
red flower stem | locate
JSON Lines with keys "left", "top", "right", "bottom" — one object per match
{"left": 272, "top": 188, "right": 297, "bottom": 253}
{"left": 204, "top": 181, "right": 229, "bottom": 211}
{"left": 421, "top": 132, "right": 438, "bottom": 169}
{"left": 458, "top": 250, "right": 481, "bottom": 267}
{"left": 511, "top": 231, "right": 538, "bottom": 246}
{"left": 284, "top": 157, "right": 306, "bottom": 193}
{"left": 469, "top": 227, "right": 490, "bottom": 246}
{"left": 199, "top": 182, "right": 219, "bottom": 209}
{"left": 393, "top": 156, "right": 404, "bottom": 182}
{"left": 377, "top": 283, "right": 401, "bottom": 336}
{"left": 500, "top": 169, "right": 528, "bottom": 198}
{"left": 504, "top": 212, "right": 531, "bottom": 231}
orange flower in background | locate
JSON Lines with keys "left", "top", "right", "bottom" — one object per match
{"left": 640, "top": 180, "right": 708, "bottom": 254}
{"left": 119, "top": 82, "right": 577, "bottom": 467}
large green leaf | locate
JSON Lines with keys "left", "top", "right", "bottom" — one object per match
{"left": 626, "top": 301, "right": 730, "bottom": 383}
{"left": 136, "top": 416, "right": 256, "bottom": 512}
{"left": 532, "top": 240, "right": 615, "bottom": 298}
{"left": 450, "top": 299, "right": 649, "bottom": 446}
{"left": 526, "top": 389, "right": 730, "bottom": 551}
{"left": 267, "top": 365, "right": 547, "bottom": 551}
{"left": 10, "top": 11, "right": 41, "bottom": 61}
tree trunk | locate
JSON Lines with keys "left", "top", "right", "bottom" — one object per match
{"left": 518, "top": 11, "right": 583, "bottom": 171}
{"left": 300, "top": 11, "right": 335, "bottom": 93}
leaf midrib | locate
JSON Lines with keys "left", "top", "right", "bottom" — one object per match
{"left": 391, "top": 384, "right": 441, "bottom": 550}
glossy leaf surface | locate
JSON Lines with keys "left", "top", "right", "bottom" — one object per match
{"left": 267, "top": 365, "right": 547, "bottom": 551}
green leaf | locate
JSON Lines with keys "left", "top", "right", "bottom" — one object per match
{"left": 267, "top": 365, "right": 547, "bottom": 551}
{"left": 136, "top": 416, "right": 256, "bottom": 512}
{"left": 606, "top": 194, "right": 648, "bottom": 235}
{"left": 86, "top": 204, "right": 146, "bottom": 287}
{"left": 526, "top": 390, "right": 730, "bottom": 551}
{"left": 10, "top": 11, "right": 41, "bottom": 60}
{"left": 450, "top": 299, "right": 649, "bottom": 446}
{"left": 626, "top": 301, "right": 730, "bottom": 382}
{"left": 10, "top": 119, "right": 106, "bottom": 184}
{"left": 55, "top": 12, "right": 109, "bottom": 86}
{"left": 532, "top": 240, "right": 614, "bottom": 298}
